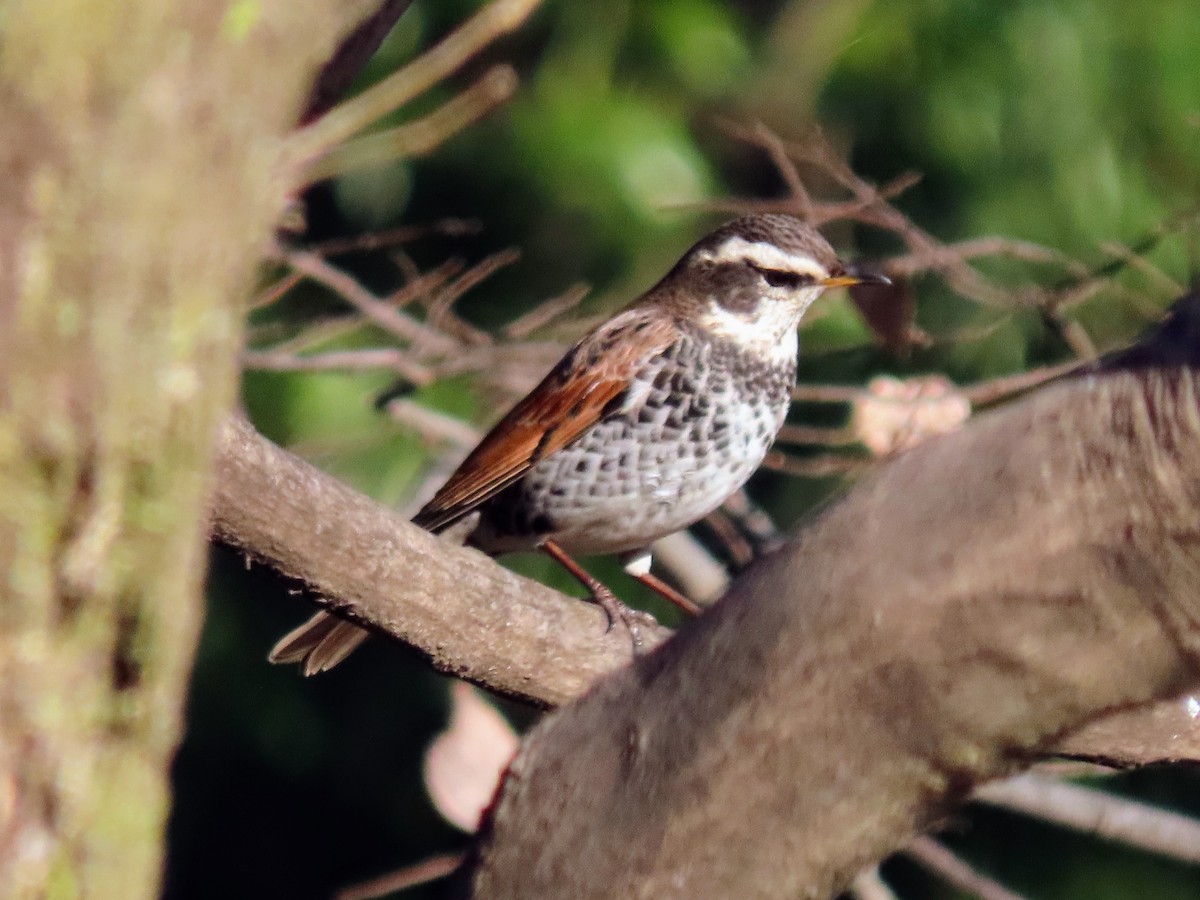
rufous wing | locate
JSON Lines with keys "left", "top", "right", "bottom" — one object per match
{"left": 412, "top": 309, "right": 677, "bottom": 533}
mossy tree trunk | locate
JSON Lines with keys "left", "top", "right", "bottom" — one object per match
{"left": 0, "top": 2, "right": 377, "bottom": 895}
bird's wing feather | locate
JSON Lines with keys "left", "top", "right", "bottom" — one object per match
{"left": 412, "top": 309, "right": 677, "bottom": 533}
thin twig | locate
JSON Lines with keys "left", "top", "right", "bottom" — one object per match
{"left": 503, "top": 282, "right": 591, "bottom": 339}
{"left": 286, "top": 0, "right": 545, "bottom": 168}
{"left": 698, "top": 508, "right": 756, "bottom": 568}
{"left": 1098, "top": 241, "right": 1186, "bottom": 296}
{"left": 762, "top": 450, "right": 867, "bottom": 479}
{"left": 975, "top": 773, "right": 1200, "bottom": 865}
{"left": 904, "top": 836, "right": 1028, "bottom": 900}
{"left": 886, "top": 236, "right": 1084, "bottom": 279}
{"left": 776, "top": 422, "right": 856, "bottom": 448}
{"left": 281, "top": 247, "right": 458, "bottom": 354}
{"left": 386, "top": 258, "right": 469, "bottom": 312}
{"left": 424, "top": 247, "right": 523, "bottom": 344}
{"left": 248, "top": 314, "right": 373, "bottom": 357}
{"left": 849, "top": 868, "right": 901, "bottom": 900}
{"left": 743, "top": 120, "right": 814, "bottom": 221}
{"left": 717, "top": 489, "right": 784, "bottom": 556}
{"left": 383, "top": 398, "right": 481, "bottom": 447}
{"left": 791, "top": 383, "right": 861, "bottom": 404}
{"left": 249, "top": 270, "right": 304, "bottom": 311}
{"left": 306, "top": 219, "right": 482, "bottom": 257}
{"left": 335, "top": 852, "right": 465, "bottom": 900}
{"left": 301, "top": 66, "right": 519, "bottom": 184}
{"left": 963, "top": 361, "right": 1082, "bottom": 407}
{"left": 242, "top": 348, "right": 433, "bottom": 384}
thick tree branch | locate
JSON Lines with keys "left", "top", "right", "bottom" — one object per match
{"left": 211, "top": 304, "right": 1200, "bottom": 897}
{"left": 464, "top": 351, "right": 1200, "bottom": 895}
{"left": 211, "top": 396, "right": 1200, "bottom": 761}
{"left": 211, "top": 391, "right": 1200, "bottom": 760}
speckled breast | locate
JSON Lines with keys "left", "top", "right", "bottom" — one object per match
{"left": 473, "top": 328, "right": 796, "bottom": 555}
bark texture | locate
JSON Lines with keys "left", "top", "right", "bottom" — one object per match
{"left": 0, "top": 2, "right": 379, "bottom": 894}
{"left": 466, "top": 360, "right": 1200, "bottom": 898}
{"left": 208, "top": 328, "right": 1200, "bottom": 896}
{"left": 211, "top": 416, "right": 669, "bottom": 707}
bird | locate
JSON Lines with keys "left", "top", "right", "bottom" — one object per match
{"left": 270, "top": 213, "right": 887, "bottom": 674}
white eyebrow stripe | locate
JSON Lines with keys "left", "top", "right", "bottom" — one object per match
{"left": 694, "top": 236, "right": 828, "bottom": 278}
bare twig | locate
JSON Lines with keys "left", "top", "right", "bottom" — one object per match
{"left": 963, "top": 361, "right": 1083, "bottom": 407}
{"left": 302, "top": 66, "right": 518, "bottom": 184}
{"left": 903, "top": 837, "right": 1028, "bottom": 900}
{"left": 885, "top": 236, "right": 1084, "bottom": 279}
{"left": 306, "top": 219, "right": 482, "bottom": 257}
{"left": 716, "top": 489, "right": 784, "bottom": 556}
{"left": 503, "top": 282, "right": 591, "bottom": 339}
{"left": 424, "top": 247, "right": 523, "bottom": 343}
{"left": 776, "top": 422, "right": 856, "bottom": 447}
{"left": 286, "top": 0, "right": 545, "bottom": 169}
{"left": 299, "top": 0, "right": 418, "bottom": 125}
{"left": 281, "top": 246, "right": 458, "bottom": 354}
{"left": 975, "top": 773, "right": 1200, "bottom": 865}
{"left": 761, "top": 449, "right": 867, "bottom": 478}
{"left": 242, "top": 347, "right": 433, "bottom": 384}
{"left": 249, "top": 269, "right": 304, "bottom": 311}
{"left": 335, "top": 852, "right": 464, "bottom": 900}
{"left": 849, "top": 868, "right": 901, "bottom": 900}
{"left": 740, "top": 120, "right": 814, "bottom": 221}
{"left": 383, "top": 397, "right": 481, "bottom": 447}
{"left": 1099, "top": 241, "right": 1186, "bottom": 297}
{"left": 697, "top": 508, "right": 757, "bottom": 568}
{"left": 791, "top": 383, "right": 861, "bottom": 404}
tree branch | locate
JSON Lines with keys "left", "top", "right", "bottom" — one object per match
{"left": 976, "top": 773, "right": 1200, "bottom": 865}
{"left": 211, "top": 384, "right": 1200, "bottom": 758}
{"left": 211, "top": 303, "right": 1200, "bottom": 897}
{"left": 463, "top": 336, "right": 1200, "bottom": 895}
{"left": 298, "top": 0, "right": 417, "bottom": 125}
{"left": 210, "top": 416, "right": 669, "bottom": 708}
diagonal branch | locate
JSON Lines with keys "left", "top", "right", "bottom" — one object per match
{"left": 209, "top": 415, "right": 669, "bottom": 708}
{"left": 463, "top": 320, "right": 1200, "bottom": 896}
{"left": 209, "top": 388, "right": 1200, "bottom": 754}
{"left": 975, "top": 773, "right": 1200, "bottom": 865}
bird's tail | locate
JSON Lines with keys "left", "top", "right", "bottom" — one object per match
{"left": 268, "top": 612, "right": 369, "bottom": 676}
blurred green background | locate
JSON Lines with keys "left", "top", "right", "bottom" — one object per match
{"left": 165, "top": 0, "right": 1200, "bottom": 897}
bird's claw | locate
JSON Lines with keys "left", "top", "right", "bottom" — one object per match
{"left": 591, "top": 585, "right": 656, "bottom": 653}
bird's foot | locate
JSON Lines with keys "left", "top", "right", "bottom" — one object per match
{"left": 589, "top": 584, "right": 657, "bottom": 653}
{"left": 540, "top": 539, "right": 657, "bottom": 652}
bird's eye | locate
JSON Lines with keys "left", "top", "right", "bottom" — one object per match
{"left": 748, "top": 263, "right": 811, "bottom": 289}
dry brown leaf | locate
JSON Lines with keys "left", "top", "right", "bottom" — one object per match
{"left": 423, "top": 681, "right": 520, "bottom": 832}
{"left": 851, "top": 375, "right": 972, "bottom": 457}
{"left": 848, "top": 273, "right": 926, "bottom": 356}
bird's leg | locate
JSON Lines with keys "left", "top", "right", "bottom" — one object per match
{"left": 540, "top": 540, "right": 655, "bottom": 648}
{"left": 620, "top": 549, "right": 703, "bottom": 617}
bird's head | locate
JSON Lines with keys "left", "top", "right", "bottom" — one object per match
{"left": 662, "top": 214, "right": 888, "bottom": 352}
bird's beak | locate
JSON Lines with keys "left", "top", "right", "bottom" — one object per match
{"left": 821, "top": 266, "right": 891, "bottom": 289}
